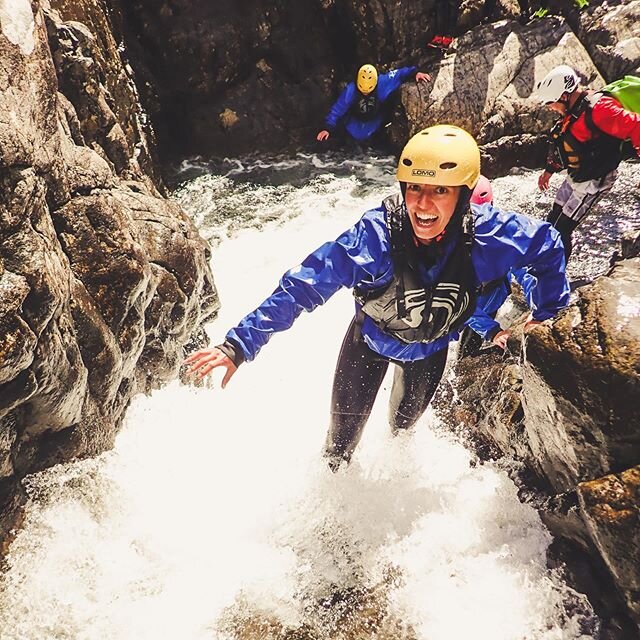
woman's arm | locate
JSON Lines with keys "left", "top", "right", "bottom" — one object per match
{"left": 225, "top": 211, "right": 390, "bottom": 363}
{"left": 473, "top": 209, "right": 570, "bottom": 321}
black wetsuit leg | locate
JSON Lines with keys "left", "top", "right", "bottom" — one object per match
{"left": 388, "top": 347, "right": 448, "bottom": 432}
{"left": 324, "top": 318, "right": 390, "bottom": 469}
{"left": 547, "top": 203, "right": 579, "bottom": 262}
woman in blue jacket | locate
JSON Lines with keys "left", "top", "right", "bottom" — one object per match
{"left": 186, "top": 125, "right": 570, "bottom": 470}
{"left": 316, "top": 64, "right": 431, "bottom": 145}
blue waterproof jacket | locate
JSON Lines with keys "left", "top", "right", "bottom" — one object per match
{"left": 325, "top": 66, "right": 417, "bottom": 141}
{"left": 226, "top": 201, "right": 570, "bottom": 363}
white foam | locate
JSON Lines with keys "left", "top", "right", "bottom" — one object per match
{"left": 0, "top": 159, "right": 598, "bottom": 639}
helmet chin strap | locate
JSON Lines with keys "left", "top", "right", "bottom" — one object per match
{"left": 453, "top": 186, "right": 472, "bottom": 219}
{"left": 559, "top": 90, "right": 576, "bottom": 110}
{"left": 442, "top": 185, "right": 472, "bottom": 239}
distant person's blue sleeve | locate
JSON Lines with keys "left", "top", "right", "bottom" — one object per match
{"left": 377, "top": 66, "right": 418, "bottom": 101}
{"left": 324, "top": 83, "right": 357, "bottom": 131}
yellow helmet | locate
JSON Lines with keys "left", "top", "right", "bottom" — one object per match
{"left": 397, "top": 124, "right": 481, "bottom": 189}
{"left": 356, "top": 64, "right": 378, "bottom": 95}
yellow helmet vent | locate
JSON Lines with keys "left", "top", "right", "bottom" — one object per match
{"left": 356, "top": 64, "right": 378, "bottom": 95}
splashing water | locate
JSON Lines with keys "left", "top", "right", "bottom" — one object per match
{"left": 2, "top": 153, "right": 633, "bottom": 639}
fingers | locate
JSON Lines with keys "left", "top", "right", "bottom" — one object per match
{"left": 538, "top": 171, "right": 551, "bottom": 191}
{"left": 183, "top": 349, "right": 211, "bottom": 364}
{"left": 221, "top": 366, "right": 236, "bottom": 389}
{"left": 188, "top": 357, "right": 221, "bottom": 377}
{"left": 492, "top": 330, "right": 510, "bottom": 350}
{"left": 524, "top": 320, "right": 543, "bottom": 333}
{"left": 184, "top": 348, "right": 224, "bottom": 375}
{"left": 195, "top": 360, "right": 220, "bottom": 379}
{"left": 183, "top": 347, "right": 238, "bottom": 387}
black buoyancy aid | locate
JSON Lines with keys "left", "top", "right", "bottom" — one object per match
{"left": 551, "top": 93, "right": 624, "bottom": 182}
{"left": 353, "top": 194, "right": 479, "bottom": 344}
{"left": 349, "top": 92, "right": 382, "bottom": 122}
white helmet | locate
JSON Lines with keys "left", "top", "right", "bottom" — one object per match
{"left": 534, "top": 65, "right": 579, "bottom": 103}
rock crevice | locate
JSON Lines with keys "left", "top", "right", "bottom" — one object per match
{"left": 0, "top": 0, "right": 217, "bottom": 544}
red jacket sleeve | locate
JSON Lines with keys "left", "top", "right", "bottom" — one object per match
{"left": 592, "top": 96, "right": 640, "bottom": 155}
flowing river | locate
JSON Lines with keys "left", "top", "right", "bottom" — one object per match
{"left": 0, "top": 153, "right": 638, "bottom": 640}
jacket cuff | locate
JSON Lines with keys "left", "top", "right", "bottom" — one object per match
{"left": 531, "top": 310, "right": 553, "bottom": 322}
{"left": 216, "top": 339, "right": 246, "bottom": 367}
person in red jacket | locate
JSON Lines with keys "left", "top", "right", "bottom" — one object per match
{"left": 426, "top": 0, "right": 459, "bottom": 51}
{"left": 534, "top": 65, "right": 640, "bottom": 261}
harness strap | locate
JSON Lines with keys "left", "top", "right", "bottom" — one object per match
{"left": 354, "top": 193, "right": 480, "bottom": 345}
{"left": 552, "top": 92, "right": 624, "bottom": 181}
{"left": 385, "top": 194, "right": 410, "bottom": 319}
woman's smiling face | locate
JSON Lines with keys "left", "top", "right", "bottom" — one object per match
{"left": 404, "top": 183, "right": 461, "bottom": 243}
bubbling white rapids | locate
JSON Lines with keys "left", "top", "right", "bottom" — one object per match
{"left": 0, "top": 154, "right": 607, "bottom": 640}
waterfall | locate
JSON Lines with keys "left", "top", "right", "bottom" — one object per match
{"left": 4, "top": 151, "right": 628, "bottom": 640}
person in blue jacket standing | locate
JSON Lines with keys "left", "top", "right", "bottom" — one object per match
{"left": 316, "top": 64, "right": 431, "bottom": 147}
{"left": 186, "top": 125, "right": 570, "bottom": 471}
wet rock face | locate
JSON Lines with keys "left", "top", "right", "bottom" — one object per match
{"left": 578, "top": 467, "right": 640, "bottom": 624}
{"left": 0, "top": 0, "right": 217, "bottom": 542}
{"left": 46, "top": 0, "right": 162, "bottom": 186}
{"left": 105, "top": 0, "right": 639, "bottom": 165}
{"left": 216, "top": 566, "right": 416, "bottom": 640}
{"left": 523, "top": 258, "right": 640, "bottom": 493}
{"left": 576, "top": 0, "right": 640, "bottom": 81}
{"left": 108, "top": 0, "right": 337, "bottom": 159}
{"left": 440, "top": 250, "right": 640, "bottom": 631}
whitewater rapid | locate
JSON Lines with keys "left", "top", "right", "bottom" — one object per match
{"left": 2, "top": 153, "right": 632, "bottom": 639}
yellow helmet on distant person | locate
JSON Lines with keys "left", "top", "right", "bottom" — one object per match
{"left": 397, "top": 124, "right": 480, "bottom": 189}
{"left": 356, "top": 64, "right": 378, "bottom": 95}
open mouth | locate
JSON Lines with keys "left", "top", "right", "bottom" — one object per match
{"left": 414, "top": 212, "right": 439, "bottom": 228}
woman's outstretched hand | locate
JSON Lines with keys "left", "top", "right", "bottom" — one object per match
{"left": 492, "top": 329, "right": 510, "bottom": 350}
{"left": 492, "top": 315, "right": 543, "bottom": 350}
{"left": 184, "top": 347, "right": 237, "bottom": 388}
